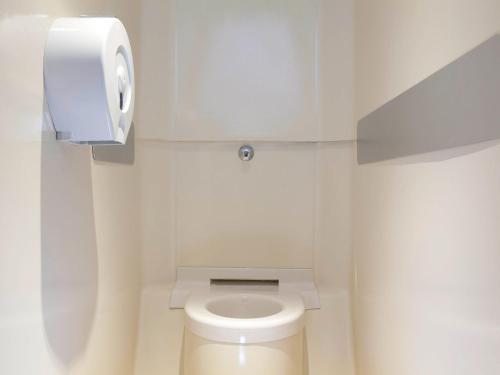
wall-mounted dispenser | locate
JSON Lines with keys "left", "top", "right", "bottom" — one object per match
{"left": 43, "top": 17, "right": 134, "bottom": 144}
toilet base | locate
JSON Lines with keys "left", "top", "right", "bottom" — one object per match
{"left": 182, "top": 328, "right": 305, "bottom": 375}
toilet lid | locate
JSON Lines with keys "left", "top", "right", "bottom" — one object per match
{"left": 184, "top": 292, "right": 305, "bottom": 344}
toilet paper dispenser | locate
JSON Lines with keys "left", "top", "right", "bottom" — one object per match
{"left": 43, "top": 17, "right": 135, "bottom": 145}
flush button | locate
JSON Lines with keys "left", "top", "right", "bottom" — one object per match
{"left": 239, "top": 145, "right": 254, "bottom": 161}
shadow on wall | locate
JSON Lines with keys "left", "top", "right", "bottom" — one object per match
{"left": 357, "top": 34, "right": 500, "bottom": 164}
{"left": 40, "top": 104, "right": 98, "bottom": 369}
{"left": 92, "top": 123, "right": 135, "bottom": 164}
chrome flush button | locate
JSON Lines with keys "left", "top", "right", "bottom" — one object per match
{"left": 238, "top": 145, "right": 254, "bottom": 161}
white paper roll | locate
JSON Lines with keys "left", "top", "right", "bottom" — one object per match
{"left": 44, "top": 17, "right": 135, "bottom": 144}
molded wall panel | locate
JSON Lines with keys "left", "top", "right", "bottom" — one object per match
{"left": 354, "top": 1, "right": 500, "bottom": 375}
{"left": 172, "top": 0, "right": 319, "bottom": 141}
{"left": 137, "top": 0, "right": 354, "bottom": 141}
{"left": 175, "top": 143, "right": 316, "bottom": 268}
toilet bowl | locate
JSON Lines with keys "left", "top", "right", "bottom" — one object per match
{"left": 184, "top": 292, "right": 305, "bottom": 344}
{"left": 173, "top": 268, "right": 318, "bottom": 375}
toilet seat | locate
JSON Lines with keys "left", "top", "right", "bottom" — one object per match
{"left": 184, "top": 292, "right": 305, "bottom": 344}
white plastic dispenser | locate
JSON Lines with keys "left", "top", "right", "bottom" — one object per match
{"left": 43, "top": 17, "right": 135, "bottom": 144}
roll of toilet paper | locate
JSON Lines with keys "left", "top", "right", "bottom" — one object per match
{"left": 44, "top": 17, "right": 134, "bottom": 144}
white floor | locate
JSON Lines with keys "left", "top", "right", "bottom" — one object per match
{"left": 133, "top": 285, "right": 355, "bottom": 375}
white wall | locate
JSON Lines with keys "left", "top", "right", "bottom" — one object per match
{"left": 0, "top": 2, "right": 142, "bottom": 374}
{"left": 137, "top": 0, "right": 355, "bottom": 283}
{"left": 136, "top": 0, "right": 354, "bottom": 143}
{"left": 354, "top": 1, "right": 500, "bottom": 374}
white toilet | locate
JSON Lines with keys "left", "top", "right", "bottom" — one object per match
{"left": 185, "top": 292, "right": 305, "bottom": 344}
{"left": 170, "top": 267, "right": 320, "bottom": 375}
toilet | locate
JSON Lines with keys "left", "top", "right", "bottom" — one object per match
{"left": 185, "top": 292, "right": 305, "bottom": 344}
{"left": 170, "top": 267, "right": 320, "bottom": 375}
